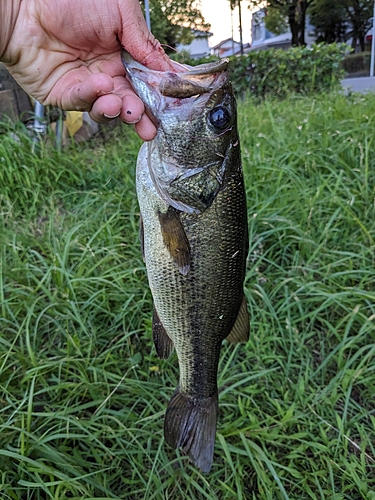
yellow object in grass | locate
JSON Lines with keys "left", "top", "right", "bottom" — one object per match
{"left": 65, "top": 111, "right": 83, "bottom": 137}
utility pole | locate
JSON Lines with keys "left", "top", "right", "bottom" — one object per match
{"left": 371, "top": 0, "right": 375, "bottom": 77}
{"left": 144, "top": 0, "right": 151, "bottom": 31}
{"left": 231, "top": 7, "right": 235, "bottom": 55}
{"left": 238, "top": 0, "right": 244, "bottom": 55}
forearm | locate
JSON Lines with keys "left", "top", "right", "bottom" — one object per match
{"left": 0, "top": 0, "right": 21, "bottom": 61}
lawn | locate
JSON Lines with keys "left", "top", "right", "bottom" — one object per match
{"left": 0, "top": 91, "right": 374, "bottom": 499}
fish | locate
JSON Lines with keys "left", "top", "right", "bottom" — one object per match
{"left": 122, "top": 50, "right": 249, "bottom": 473}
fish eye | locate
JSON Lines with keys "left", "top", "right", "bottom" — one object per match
{"left": 208, "top": 106, "right": 231, "bottom": 130}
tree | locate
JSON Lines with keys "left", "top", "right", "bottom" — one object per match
{"left": 343, "top": 0, "right": 373, "bottom": 52}
{"left": 309, "top": 0, "right": 373, "bottom": 51}
{"left": 248, "top": 0, "right": 315, "bottom": 46}
{"left": 309, "top": 0, "right": 349, "bottom": 44}
{"left": 263, "top": 6, "right": 289, "bottom": 35}
{"left": 140, "top": 0, "right": 210, "bottom": 52}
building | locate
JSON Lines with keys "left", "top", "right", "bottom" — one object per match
{"left": 176, "top": 29, "right": 213, "bottom": 59}
{"left": 211, "top": 38, "right": 251, "bottom": 58}
{"left": 211, "top": 38, "right": 241, "bottom": 58}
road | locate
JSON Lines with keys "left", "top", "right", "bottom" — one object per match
{"left": 341, "top": 76, "right": 375, "bottom": 94}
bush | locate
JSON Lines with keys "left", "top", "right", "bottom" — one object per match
{"left": 170, "top": 49, "right": 219, "bottom": 66}
{"left": 343, "top": 51, "right": 371, "bottom": 76}
{"left": 229, "top": 43, "right": 348, "bottom": 99}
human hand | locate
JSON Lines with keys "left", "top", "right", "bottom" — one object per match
{"left": 2, "top": 0, "right": 174, "bottom": 140}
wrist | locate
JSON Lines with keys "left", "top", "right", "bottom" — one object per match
{"left": 0, "top": 0, "right": 22, "bottom": 61}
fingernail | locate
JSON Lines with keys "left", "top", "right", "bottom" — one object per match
{"left": 127, "top": 116, "right": 142, "bottom": 124}
{"left": 104, "top": 112, "right": 121, "bottom": 119}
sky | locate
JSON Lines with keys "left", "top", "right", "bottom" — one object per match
{"left": 199, "top": 0, "right": 253, "bottom": 47}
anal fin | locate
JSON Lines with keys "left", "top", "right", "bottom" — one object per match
{"left": 164, "top": 388, "right": 218, "bottom": 473}
{"left": 226, "top": 295, "right": 250, "bottom": 344}
{"left": 158, "top": 206, "right": 191, "bottom": 276}
{"left": 153, "top": 306, "right": 174, "bottom": 359}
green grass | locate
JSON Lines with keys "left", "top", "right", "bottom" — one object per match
{"left": 0, "top": 91, "right": 374, "bottom": 499}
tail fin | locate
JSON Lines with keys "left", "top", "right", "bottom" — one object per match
{"left": 164, "top": 389, "right": 218, "bottom": 473}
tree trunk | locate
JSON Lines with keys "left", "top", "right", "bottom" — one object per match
{"left": 298, "top": 1, "right": 308, "bottom": 46}
{"left": 288, "top": 4, "right": 300, "bottom": 46}
{"left": 288, "top": 0, "right": 309, "bottom": 47}
{"left": 358, "top": 31, "right": 365, "bottom": 52}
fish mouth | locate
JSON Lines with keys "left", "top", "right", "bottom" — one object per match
{"left": 121, "top": 50, "right": 230, "bottom": 123}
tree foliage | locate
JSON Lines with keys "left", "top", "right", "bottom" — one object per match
{"left": 229, "top": 0, "right": 240, "bottom": 9}
{"left": 140, "top": 0, "right": 210, "bottom": 51}
{"left": 309, "top": 0, "right": 373, "bottom": 51}
{"left": 252, "top": 0, "right": 374, "bottom": 52}
{"left": 248, "top": 0, "right": 314, "bottom": 46}
{"left": 263, "top": 6, "right": 289, "bottom": 36}
{"left": 309, "top": 0, "right": 348, "bottom": 44}
{"left": 343, "top": 0, "right": 373, "bottom": 51}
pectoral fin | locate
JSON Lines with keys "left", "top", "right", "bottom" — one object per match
{"left": 139, "top": 215, "right": 145, "bottom": 261}
{"left": 226, "top": 295, "right": 250, "bottom": 344}
{"left": 158, "top": 207, "right": 191, "bottom": 276}
{"left": 153, "top": 306, "right": 174, "bottom": 359}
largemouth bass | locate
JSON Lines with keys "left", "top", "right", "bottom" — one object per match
{"left": 122, "top": 51, "right": 249, "bottom": 473}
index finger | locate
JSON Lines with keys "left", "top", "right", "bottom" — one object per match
{"left": 118, "top": 0, "right": 174, "bottom": 72}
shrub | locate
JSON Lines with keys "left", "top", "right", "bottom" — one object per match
{"left": 170, "top": 49, "right": 219, "bottom": 66}
{"left": 229, "top": 43, "right": 348, "bottom": 99}
{"left": 343, "top": 51, "right": 371, "bottom": 76}
{"left": 171, "top": 43, "right": 348, "bottom": 100}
